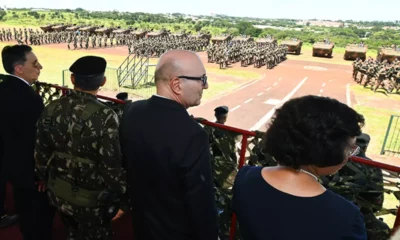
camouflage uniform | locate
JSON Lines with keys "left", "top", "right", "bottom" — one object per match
{"left": 35, "top": 89, "right": 127, "bottom": 238}
{"left": 204, "top": 120, "right": 242, "bottom": 240}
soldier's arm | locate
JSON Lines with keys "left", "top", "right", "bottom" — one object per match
{"left": 34, "top": 103, "right": 50, "bottom": 180}
{"left": 98, "top": 109, "right": 127, "bottom": 195}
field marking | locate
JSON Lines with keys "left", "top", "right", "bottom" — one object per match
{"left": 244, "top": 98, "right": 253, "bottom": 104}
{"left": 266, "top": 87, "right": 271, "bottom": 91}
{"left": 346, "top": 83, "right": 351, "bottom": 107}
{"left": 250, "top": 77, "right": 308, "bottom": 131}
{"left": 278, "top": 78, "right": 282, "bottom": 81}
{"left": 273, "top": 82, "right": 278, "bottom": 86}
{"left": 320, "top": 89, "right": 323, "bottom": 93}
{"left": 322, "top": 83, "right": 326, "bottom": 87}
{"left": 231, "top": 105, "right": 241, "bottom": 112}
{"left": 264, "top": 99, "right": 281, "bottom": 105}
{"left": 257, "top": 92, "right": 264, "bottom": 96}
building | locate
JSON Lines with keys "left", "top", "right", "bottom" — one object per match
{"left": 296, "top": 20, "right": 344, "bottom": 28}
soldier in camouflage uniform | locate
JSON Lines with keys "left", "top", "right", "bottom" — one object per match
{"left": 204, "top": 106, "right": 242, "bottom": 240}
{"left": 34, "top": 56, "right": 127, "bottom": 240}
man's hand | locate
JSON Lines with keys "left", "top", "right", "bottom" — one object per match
{"left": 35, "top": 180, "right": 46, "bottom": 192}
{"left": 111, "top": 209, "right": 126, "bottom": 222}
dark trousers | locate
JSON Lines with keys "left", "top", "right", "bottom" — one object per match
{"left": 0, "top": 179, "right": 5, "bottom": 216}
{"left": 12, "top": 186, "right": 56, "bottom": 240}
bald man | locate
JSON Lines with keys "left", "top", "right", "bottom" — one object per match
{"left": 120, "top": 50, "right": 218, "bottom": 240}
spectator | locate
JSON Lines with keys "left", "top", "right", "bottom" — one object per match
{"left": 0, "top": 45, "right": 55, "bottom": 240}
{"left": 232, "top": 95, "right": 367, "bottom": 240}
{"left": 120, "top": 49, "right": 218, "bottom": 240}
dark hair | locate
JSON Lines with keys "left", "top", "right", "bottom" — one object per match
{"left": 264, "top": 95, "right": 365, "bottom": 169}
{"left": 73, "top": 74, "right": 104, "bottom": 91}
{"left": 1, "top": 45, "right": 32, "bottom": 74}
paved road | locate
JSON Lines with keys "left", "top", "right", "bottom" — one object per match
{"left": 188, "top": 59, "right": 353, "bottom": 131}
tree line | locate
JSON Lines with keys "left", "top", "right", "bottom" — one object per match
{"left": 0, "top": 9, "right": 399, "bottom": 50}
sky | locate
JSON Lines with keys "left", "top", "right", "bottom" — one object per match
{"left": 1, "top": 0, "right": 399, "bottom": 22}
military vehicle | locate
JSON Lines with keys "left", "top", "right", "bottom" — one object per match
{"left": 40, "top": 24, "right": 56, "bottom": 32}
{"left": 377, "top": 47, "right": 400, "bottom": 63}
{"left": 256, "top": 36, "right": 277, "bottom": 46}
{"left": 172, "top": 30, "right": 190, "bottom": 38}
{"left": 232, "top": 36, "right": 254, "bottom": 42}
{"left": 131, "top": 29, "right": 148, "bottom": 39}
{"left": 211, "top": 35, "right": 232, "bottom": 44}
{"left": 194, "top": 32, "right": 212, "bottom": 40}
{"left": 51, "top": 24, "right": 70, "bottom": 32}
{"left": 79, "top": 26, "right": 98, "bottom": 34}
{"left": 95, "top": 26, "right": 115, "bottom": 37}
{"left": 312, "top": 42, "right": 335, "bottom": 57}
{"left": 112, "top": 26, "right": 131, "bottom": 34}
{"left": 281, "top": 39, "right": 303, "bottom": 55}
{"left": 66, "top": 24, "right": 81, "bottom": 32}
{"left": 146, "top": 28, "right": 170, "bottom": 38}
{"left": 344, "top": 44, "right": 367, "bottom": 61}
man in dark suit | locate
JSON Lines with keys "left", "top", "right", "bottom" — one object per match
{"left": 0, "top": 45, "right": 55, "bottom": 240}
{"left": 120, "top": 49, "right": 218, "bottom": 240}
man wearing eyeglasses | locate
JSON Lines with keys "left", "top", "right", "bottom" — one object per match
{"left": 0, "top": 45, "right": 55, "bottom": 240}
{"left": 120, "top": 49, "right": 219, "bottom": 240}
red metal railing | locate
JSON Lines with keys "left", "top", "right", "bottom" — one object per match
{"left": 196, "top": 119, "right": 400, "bottom": 239}
{"left": 39, "top": 83, "right": 400, "bottom": 238}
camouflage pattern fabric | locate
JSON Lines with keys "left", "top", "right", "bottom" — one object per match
{"left": 35, "top": 90, "right": 127, "bottom": 240}
{"left": 203, "top": 125, "right": 243, "bottom": 240}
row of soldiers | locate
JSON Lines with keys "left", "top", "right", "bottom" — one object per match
{"left": 353, "top": 57, "right": 400, "bottom": 93}
{"left": 0, "top": 28, "right": 19, "bottom": 42}
{"left": 207, "top": 41, "right": 288, "bottom": 69}
{"left": 129, "top": 35, "right": 209, "bottom": 57}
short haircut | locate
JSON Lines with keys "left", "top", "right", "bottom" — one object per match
{"left": 264, "top": 95, "right": 365, "bottom": 169}
{"left": 1, "top": 45, "right": 32, "bottom": 74}
{"left": 73, "top": 74, "right": 104, "bottom": 91}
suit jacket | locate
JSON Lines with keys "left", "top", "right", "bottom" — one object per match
{"left": 120, "top": 95, "right": 218, "bottom": 240}
{"left": 0, "top": 74, "right": 44, "bottom": 188}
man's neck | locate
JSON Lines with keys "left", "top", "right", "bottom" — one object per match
{"left": 155, "top": 90, "right": 186, "bottom": 109}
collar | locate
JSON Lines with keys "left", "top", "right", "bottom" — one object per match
{"left": 9, "top": 74, "right": 31, "bottom": 86}
{"left": 150, "top": 95, "right": 188, "bottom": 114}
{"left": 68, "top": 89, "right": 98, "bottom": 100}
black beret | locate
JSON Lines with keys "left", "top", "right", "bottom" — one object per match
{"left": 116, "top": 92, "right": 128, "bottom": 101}
{"left": 69, "top": 56, "right": 106, "bottom": 76}
{"left": 214, "top": 106, "right": 229, "bottom": 115}
{"left": 356, "top": 133, "right": 371, "bottom": 147}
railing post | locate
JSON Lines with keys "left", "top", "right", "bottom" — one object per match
{"left": 381, "top": 115, "right": 395, "bottom": 155}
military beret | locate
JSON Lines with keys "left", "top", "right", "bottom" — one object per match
{"left": 356, "top": 133, "right": 371, "bottom": 147}
{"left": 69, "top": 56, "right": 106, "bottom": 76}
{"left": 214, "top": 106, "right": 229, "bottom": 115}
{"left": 116, "top": 92, "right": 128, "bottom": 101}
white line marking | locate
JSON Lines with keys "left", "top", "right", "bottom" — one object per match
{"left": 273, "top": 82, "right": 278, "bottom": 86}
{"left": 244, "top": 98, "right": 253, "bottom": 104}
{"left": 318, "top": 93, "right": 322, "bottom": 96}
{"left": 329, "top": 79, "right": 334, "bottom": 82}
{"left": 346, "top": 83, "right": 351, "bottom": 107}
{"left": 322, "top": 83, "right": 326, "bottom": 87}
{"left": 266, "top": 87, "right": 271, "bottom": 91}
{"left": 320, "top": 89, "right": 323, "bottom": 93}
{"left": 231, "top": 105, "right": 241, "bottom": 112}
{"left": 257, "top": 92, "right": 264, "bottom": 96}
{"left": 278, "top": 78, "right": 282, "bottom": 81}
{"left": 264, "top": 99, "right": 281, "bottom": 105}
{"left": 250, "top": 77, "right": 308, "bottom": 131}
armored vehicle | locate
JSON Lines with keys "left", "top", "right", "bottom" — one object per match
{"left": 211, "top": 35, "right": 232, "bottom": 44}
{"left": 66, "top": 25, "right": 81, "bottom": 32}
{"left": 79, "top": 26, "right": 98, "bottom": 34}
{"left": 51, "top": 24, "right": 70, "bottom": 32}
{"left": 232, "top": 36, "right": 254, "bottom": 42}
{"left": 256, "top": 37, "right": 277, "bottom": 46}
{"left": 40, "top": 24, "right": 56, "bottom": 32}
{"left": 312, "top": 42, "right": 335, "bottom": 57}
{"left": 281, "top": 38, "right": 303, "bottom": 55}
{"left": 146, "top": 29, "right": 170, "bottom": 38}
{"left": 95, "top": 27, "right": 115, "bottom": 37}
{"left": 344, "top": 44, "right": 367, "bottom": 61}
{"left": 377, "top": 47, "right": 400, "bottom": 63}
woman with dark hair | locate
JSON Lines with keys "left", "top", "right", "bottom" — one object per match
{"left": 232, "top": 95, "right": 367, "bottom": 240}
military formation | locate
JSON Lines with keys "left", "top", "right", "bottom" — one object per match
{"left": 129, "top": 35, "right": 209, "bottom": 57}
{"left": 206, "top": 40, "right": 288, "bottom": 69}
{"left": 353, "top": 57, "right": 400, "bottom": 94}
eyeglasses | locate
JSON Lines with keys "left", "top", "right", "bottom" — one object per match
{"left": 349, "top": 145, "right": 360, "bottom": 158}
{"left": 177, "top": 74, "right": 207, "bottom": 86}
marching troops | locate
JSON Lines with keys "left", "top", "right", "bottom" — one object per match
{"left": 207, "top": 41, "right": 288, "bottom": 69}
{"left": 353, "top": 56, "right": 400, "bottom": 94}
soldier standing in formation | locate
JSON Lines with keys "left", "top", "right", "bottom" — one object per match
{"left": 34, "top": 56, "right": 127, "bottom": 240}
